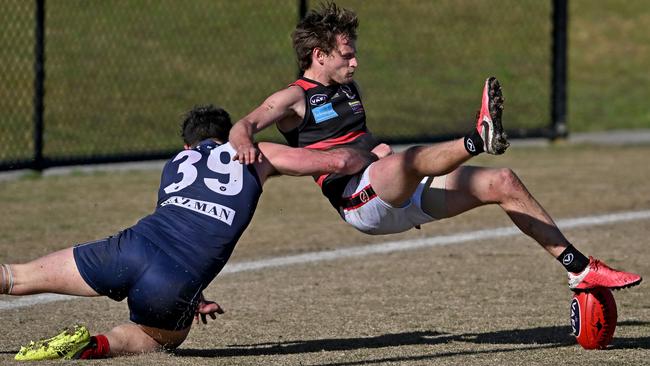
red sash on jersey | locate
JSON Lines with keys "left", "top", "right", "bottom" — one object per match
{"left": 290, "top": 79, "right": 319, "bottom": 90}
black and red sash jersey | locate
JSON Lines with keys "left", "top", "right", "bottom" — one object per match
{"left": 280, "top": 77, "right": 379, "bottom": 209}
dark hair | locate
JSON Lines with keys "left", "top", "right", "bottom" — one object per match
{"left": 292, "top": 2, "right": 359, "bottom": 71}
{"left": 181, "top": 105, "right": 232, "bottom": 146}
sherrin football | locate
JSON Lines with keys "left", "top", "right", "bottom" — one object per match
{"left": 570, "top": 287, "right": 617, "bottom": 349}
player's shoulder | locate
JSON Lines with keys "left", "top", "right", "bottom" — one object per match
{"left": 266, "top": 83, "right": 303, "bottom": 97}
{"left": 265, "top": 84, "right": 305, "bottom": 109}
{"left": 283, "top": 84, "right": 307, "bottom": 98}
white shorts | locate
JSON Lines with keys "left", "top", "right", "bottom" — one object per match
{"left": 340, "top": 165, "right": 447, "bottom": 235}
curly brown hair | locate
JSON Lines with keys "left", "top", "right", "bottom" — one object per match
{"left": 291, "top": 2, "right": 359, "bottom": 71}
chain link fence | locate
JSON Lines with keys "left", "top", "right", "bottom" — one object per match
{"left": 1, "top": 1, "right": 34, "bottom": 165}
{"left": 339, "top": 0, "right": 553, "bottom": 142}
{"left": 1, "top": 0, "right": 553, "bottom": 171}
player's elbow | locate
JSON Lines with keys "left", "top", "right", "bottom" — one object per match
{"left": 328, "top": 156, "right": 350, "bottom": 174}
{"left": 230, "top": 118, "right": 254, "bottom": 135}
{"left": 329, "top": 148, "right": 377, "bottom": 175}
{"left": 227, "top": 121, "right": 244, "bottom": 141}
{"left": 329, "top": 150, "right": 370, "bottom": 175}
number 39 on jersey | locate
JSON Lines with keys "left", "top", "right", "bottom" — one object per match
{"left": 163, "top": 143, "right": 243, "bottom": 196}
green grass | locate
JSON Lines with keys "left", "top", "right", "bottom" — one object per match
{"left": 341, "top": 0, "right": 551, "bottom": 137}
{"left": 1, "top": 0, "right": 649, "bottom": 163}
{"left": 1, "top": 144, "right": 650, "bottom": 365}
{"left": 569, "top": 0, "right": 650, "bottom": 131}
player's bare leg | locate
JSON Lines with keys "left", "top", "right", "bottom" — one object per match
{"left": 13, "top": 322, "right": 192, "bottom": 359}
{"left": 369, "top": 77, "right": 507, "bottom": 207}
{"left": 87, "top": 299, "right": 222, "bottom": 357}
{"left": 432, "top": 166, "right": 570, "bottom": 256}
{"left": 423, "top": 165, "right": 642, "bottom": 290}
{"left": 2, "top": 247, "right": 98, "bottom": 296}
{"left": 369, "top": 139, "right": 473, "bottom": 206}
{"left": 100, "top": 323, "right": 190, "bottom": 356}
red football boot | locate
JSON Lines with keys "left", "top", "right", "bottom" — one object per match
{"left": 568, "top": 256, "right": 642, "bottom": 291}
{"left": 476, "top": 77, "right": 509, "bottom": 155}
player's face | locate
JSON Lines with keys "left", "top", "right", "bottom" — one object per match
{"left": 325, "top": 34, "right": 357, "bottom": 85}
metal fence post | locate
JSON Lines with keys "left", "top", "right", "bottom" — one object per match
{"left": 551, "top": 0, "right": 568, "bottom": 139}
{"left": 34, "top": 0, "right": 46, "bottom": 170}
{"left": 299, "top": 0, "right": 307, "bottom": 20}
{"left": 0, "top": 1, "right": 557, "bottom": 172}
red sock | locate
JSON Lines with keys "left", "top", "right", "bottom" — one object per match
{"left": 78, "top": 334, "right": 110, "bottom": 359}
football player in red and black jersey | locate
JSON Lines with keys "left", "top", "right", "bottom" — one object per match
{"left": 229, "top": 3, "right": 641, "bottom": 292}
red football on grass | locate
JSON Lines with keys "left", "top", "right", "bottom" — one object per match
{"left": 570, "top": 287, "right": 617, "bottom": 349}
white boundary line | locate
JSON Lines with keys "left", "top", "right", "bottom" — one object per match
{"left": 2, "top": 209, "right": 649, "bottom": 311}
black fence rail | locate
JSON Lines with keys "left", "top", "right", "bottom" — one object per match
{"left": 0, "top": 0, "right": 566, "bottom": 172}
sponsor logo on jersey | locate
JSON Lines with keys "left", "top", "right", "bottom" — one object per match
{"left": 160, "top": 195, "right": 236, "bottom": 225}
{"left": 570, "top": 298, "right": 580, "bottom": 336}
{"left": 309, "top": 94, "right": 328, "bottom": 106}
{"left": 348, "top": 100, "right": 364, "bottom": 115}
{"left": 340, "top": 84, "right": 356, "bottom": 99}
{"left": 312, "top": 103, "right": 339, "bottom": 124}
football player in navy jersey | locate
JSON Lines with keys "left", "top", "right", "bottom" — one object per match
{"left": 229, "top": 3, "right": 640, "bottom": 292}
{"left": 2, "top": 105, "right": 378, "bottom": 360}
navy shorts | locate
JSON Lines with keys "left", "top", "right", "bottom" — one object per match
{"left": 73, "top": 229, "right": 203, "bottom": 331}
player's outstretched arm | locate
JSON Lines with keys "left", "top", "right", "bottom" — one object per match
{"left": 255, "top": 142, "right": 376, "bottom": 181}
{"left": 229, "top": 86, "right": 304, "bottom": 165}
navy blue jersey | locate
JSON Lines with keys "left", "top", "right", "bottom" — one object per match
{"left": 131, "top": 140, "right": 262, "bottom": 282}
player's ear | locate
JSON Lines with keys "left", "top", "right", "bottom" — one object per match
{"left": 314, "top": 48, "right": 326, "bottom": 65}
{"left": 183, "top": 144, "right": 191, "bottom": 150}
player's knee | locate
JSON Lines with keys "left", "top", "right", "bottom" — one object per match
{"left": 494, "top": 168, "right": 525, "bottom": 198}
{"left": 158, "top": 333, "right": 188, "bottom": 350}
{"left": 332, "top": 155, "right": 350, "bottom": 173}
{"left": 140, "top": 325, "right": 190, "bottom": 351}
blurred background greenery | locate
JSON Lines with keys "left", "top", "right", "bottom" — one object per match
{"left": 1, "top": 0, "right": 648, "bottom": 166}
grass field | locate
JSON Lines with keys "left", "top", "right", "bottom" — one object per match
{"left": 1, "top": 142, "right": 649, "bottom": 365}
{"left": 1, "top": 1, "right": 649, "bottom": 163}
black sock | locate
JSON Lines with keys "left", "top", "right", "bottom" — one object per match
{"left": 557, "top": 245, "right": 589, "bottom": 273}
{"left": 464, "top": 129, "right": 484, "bottom": 156}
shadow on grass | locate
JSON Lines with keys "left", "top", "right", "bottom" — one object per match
{"left": 174, "top": 320, "right": 649, "bottom": 364}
